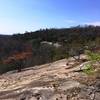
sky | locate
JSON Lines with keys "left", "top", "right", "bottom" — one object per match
{"left": 0, "top": 0, "right": 100, "bottom": 34}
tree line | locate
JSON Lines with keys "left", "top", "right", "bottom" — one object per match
{"left": 0, "top": 25, "right": 100, "bottom": 74}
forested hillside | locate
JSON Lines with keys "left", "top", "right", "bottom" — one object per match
{"left": 0, "top": 25, "right": 100, "bottom": 74}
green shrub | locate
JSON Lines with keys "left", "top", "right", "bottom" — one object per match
{"left": 85, "top": 50, "right": 100, "bottom": 61}
{"left": 83, "top": 51, "right": 100, "bottom": 75}
{"left": 83, "top": 63, "right": 94, "bottom": 75}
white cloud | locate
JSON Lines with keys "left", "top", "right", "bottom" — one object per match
{"left": 85, "top": 21, "right": 100, "bottom": 26}
{"left": 64, "top": 19, "right": 76, "bottom": 23}
{"left": 64, "top": 20, "right": 100, "bottom": 26}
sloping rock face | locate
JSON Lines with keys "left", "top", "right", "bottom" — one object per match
{"left": 0, "top": 56, "right": 100, "bottom": 100}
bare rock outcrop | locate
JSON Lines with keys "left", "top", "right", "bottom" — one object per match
{"left": 0, "top": 57, "right": 99, "bottom": 100}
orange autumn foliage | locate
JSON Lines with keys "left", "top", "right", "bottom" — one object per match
{"left": 3, "top": 51, "right": 32, "bottom": 64}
